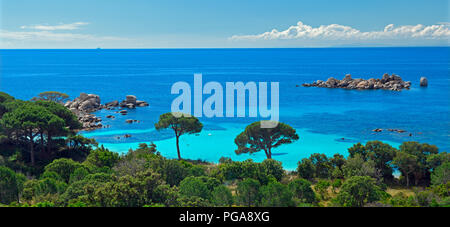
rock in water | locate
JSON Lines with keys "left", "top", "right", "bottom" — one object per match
{"left": 302, "top": 73, "right": 412, "bottom": 91}
{"left": 420, "top": 77, "right": 428, "bottom": 87}
{"left": 126, "top": 95, "right": 137, "bottom": 105}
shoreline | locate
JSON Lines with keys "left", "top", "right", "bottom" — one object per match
{"left": 84, "top": 126, "right": 402, "bottom": 171}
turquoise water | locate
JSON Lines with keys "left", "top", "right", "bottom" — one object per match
{"left": 1, "top": 48, "right": 448, "bottom": 170}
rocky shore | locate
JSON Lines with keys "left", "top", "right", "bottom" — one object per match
{"left": 302, "top": 74, "right": 412, "bottom": 91}
{"left": 64, "top": 93, "right": 149, "bottom": 131}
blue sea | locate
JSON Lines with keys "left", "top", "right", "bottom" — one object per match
{"left": 1, "top": 48, "right": 449, "bottom": 170}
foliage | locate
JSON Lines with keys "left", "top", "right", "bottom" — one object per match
{"left": 0, "top": 166, "right": 24, "bottom": 204}
{"left": 235, "top": 121, "right": 299, "bottom": 159}
{"left": 260, "top": 181, "right": 294, "bottom": 207}
{"left": 31, "top": 91, "right": 70, "bottom": 104}
{"left": 44, "top": 158, "right": 85, "bottom": 183}
{"left": 343, "top": 154, "right": 382, "bottom": 182}
{"left": 288, "top": 178, "right": 317, "bottom": 204}
{"left": 236, "top": 178, "right": 261, "bottom": 207}
{"left": 334, "top": 176, "right": 387, "bottom": 207}
{"left": 211, "top": 185, "right": 233, "bottom": 207}
{"left": 315, "top": 180, "right": 331, "bottom": 200}
{"left": 431, "top": 162, "right": 450, "bottom": 186}
{"left": 297, "top": 158, "right": 315, "bottom": 180}
{"left": 179, "top": 176, "right": 210, "bottom": 199}
{"left": 84, "top": 145, "right": 119, "bottom": 170}
{"left": 155, "top": 113, "right": 203, "bottom": 160}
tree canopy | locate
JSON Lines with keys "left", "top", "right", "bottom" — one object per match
{"left": 155, "top": 113, "right": 203, "bottom": 160}
{"left": 235, "top": 121, "right": 299, "bottom": 159}
{"left": 31, "top": 91, "right": 70, "bottom": 104}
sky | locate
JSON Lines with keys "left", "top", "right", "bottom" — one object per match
{"left": 0, "top": 0, "right": 449, "bottom": 48}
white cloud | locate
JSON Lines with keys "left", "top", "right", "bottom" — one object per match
{"left": 0, "top": 22, "right": 127, "bottom": 48}
{"left": 230, "top": 21, "right": 450, "bottom": 45}
{"left": 0, "top": 30, "right": 125, "bottom": 42}
{"left": 20, "top": 22, "right": 89, "bottom": 31}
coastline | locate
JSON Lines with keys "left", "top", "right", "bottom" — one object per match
{"left": 85, "top": 126, "right": 402, "bottom": 171}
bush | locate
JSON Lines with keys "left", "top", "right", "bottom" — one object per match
{"left": 334, "top": 176, "right": 387, "bottom": 207}
{"left": 297, "top": 158, "right": 315, "bottom": 180}
{"left": 211, "top": 185, "right": 233, "bottom": 207}
{"left": 179, "top": 176, "right": 210, "bottom": 199}
{"left": 260, "top": 181, "right": 294, "bottom": 207}
{"left": 236, "top": 178, "right": 260, "bottom": 207}
{"left": 84, "top": 146, "right": 119, "bottom": 169}
{"left": 288, "top": 179, "right": 317, "bottom": 204}
{"left": 0, "top": 166, "right": 22, "bottom": 204}
{"left": 260, "top": 159, "right": 285, "bottom": 182}
{"left": 44, "top": 158, "right": 85, "bottom": 183}
{"left": 431, "top": 162, "right": 450, "bottom": 186}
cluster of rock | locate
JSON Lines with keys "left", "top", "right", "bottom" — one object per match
{"left": 125, "top": 119, "right": 140, "bottom": 124}
{"left": 372, "top": 128, "right": 406, "bottom": 133}
{"left": 105, "top": 95, "right": 149, "bottom": 109}
{"left": 372, "top": 128, "right": 413, "bottom": 137}
{"left": 64, "top": 93, "right": 149, "bottom": 131}
{"left": 64, "top": 93, "right": 103, "bottom": 130}
{"left": 302, "top": 74, "right": 412, "bottom": 91}
{"left": 65, "top": 93, "right": 102, "bottom": 113}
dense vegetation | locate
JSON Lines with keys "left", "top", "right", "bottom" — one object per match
{"left": 0, "top": 91, "right": 448, "bottom": 207}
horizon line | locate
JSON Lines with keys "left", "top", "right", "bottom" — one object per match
{"left": 1, "top": 46, "right": 449, "bottom": 50}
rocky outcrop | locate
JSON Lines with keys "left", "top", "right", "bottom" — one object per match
{"left": 79, "top": 114, "right": 103, "bottom": 131}
{"left": 105, "top": 100, "right": 119, "bottom": 108}
{"left": 65, "top": 93, "right": 103, "bottom": 130}
{"left": 420, "top": 77, "right": 428, "bottom": 87}
{"left": 302, "top": 74, "right": 412, "bottom": 91}
{"left": 65, "top": 93, "right": 101, "bottom": 113}
{"left": 372, "top": 128, "right": 407, "bottom": 133}
{"left": 64, "top": 93, "right": 149, "bottom": 131}
{"left": 118, "top": 95, "right": 148, "bottom": 109}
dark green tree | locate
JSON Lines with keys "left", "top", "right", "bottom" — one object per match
{"left": 236, "top": 178, "right": 261, "bottom": 207}
{"left": 155, "top": 113, "right": 203, "bottom": 160}
{"left": 288, "top": 178, "right": 317, "bottom": 204}
{"left": 309, "top": 153, "right": 332, "bottom": 179}
{"left": 335, "top": 176, "right": 386, "bottom": 207}
{"left": 393, "top": 152, "right": 418, "bottom": 187}
{"left": 348, "top": 143, "right": 368, "bottom": 160}
{"left": 31, "top": 91, "right": 70, "bottom": 104}
{"left": 0, "top": 91, "right": 14, "bottom": 118}
{"left": 84, "top": 146, "right": 119, "bottom": 170}
{"left": 259, "top": 159, "right": 285, "bottom": 182}
{"left": 297, "top": 158, "right": 315, "bottom": 180}
{"left": 431, "top": 162, "right": 450, "bottom": 186}
{"left": 35, "top": 100, "right": 81, "bottom": 154}
{"left": 331, "top": 154, "right": 346, "bottom": 170}
{"left": 260, "top": 181, "right": 294, "bottom": 207}
{"left": 343, "top": 154, "right": 381, "bottom": 182}
{"left": 235, "top": 121, "right": 299, "bottom": 159}
{"left": 399, "top": 142, "right": 439, "bottom": 186}
{"left": 0, "top": 102, "right": 59, "bottom": 165}
{"left": 0, "top": 166, "right": 25, "bottom": 204}
{"left": 211, "top": 185, "right": 233, "bottom": 207}
{"left": 44, "top": 158, "right": 85, "bottom": 183}
{"left": 179, "top": 176, "right": 210, "bottom": 199}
